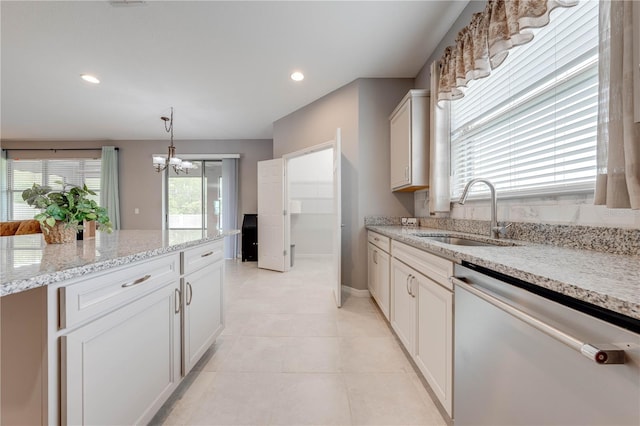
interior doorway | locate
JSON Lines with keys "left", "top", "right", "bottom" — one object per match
{"left": 257, "top": 130, "right": 342, "bottom": 306}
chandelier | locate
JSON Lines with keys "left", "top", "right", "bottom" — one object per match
{"left": 152, "top": 107, "right": 196, "bottom": 174}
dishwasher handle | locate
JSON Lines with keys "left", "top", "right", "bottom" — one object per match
{"left": 451, "top": 276, "right": 626, "bottom": 365}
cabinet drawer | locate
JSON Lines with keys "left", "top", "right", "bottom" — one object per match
{"left": 182, "top": 240, "right": 224, "bottom": 275}
{"left": 392, "top": 240, "right": 453, "bottom": 290}
{"left": 59, "top": 253, "right": 180, "bottom": 329}
{"left": 368, "top": 231, "right": 390, "bottom": 253}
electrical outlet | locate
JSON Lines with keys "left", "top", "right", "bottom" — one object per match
{"left": 401, "top": 217, "right": 408, "bottom": 226}
{"left": 406, "top": 217, "right": 418, "bottom": 226}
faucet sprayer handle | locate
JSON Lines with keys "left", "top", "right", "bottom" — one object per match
{"left": 495, "top": 222, "right": 513, "bottom": 238}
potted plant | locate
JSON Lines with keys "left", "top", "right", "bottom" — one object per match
{"left": 22, "top": 182, "right": 113, "bottom": 244}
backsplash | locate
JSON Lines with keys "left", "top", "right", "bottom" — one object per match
{"left": 417, "top": 217, "right": 640, "bottom": 257}
{"left": 408, "top": 190, "right": 640, "bottom": 255}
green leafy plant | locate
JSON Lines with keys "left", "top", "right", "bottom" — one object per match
{"left": 22, "top": 182, "right": 113, "bottom": 234}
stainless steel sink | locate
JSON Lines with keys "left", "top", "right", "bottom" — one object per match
{"left": 414, "top": 235, "right": 516, "bottom": 247}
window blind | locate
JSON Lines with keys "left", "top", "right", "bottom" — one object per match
{"left": 6, "top": 159, "right": 101, "bottom": 220}
{"left": 450, "top": 0, "right": 599, "bottom": 199}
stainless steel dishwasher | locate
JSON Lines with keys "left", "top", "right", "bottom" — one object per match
{"left": 453, "top": 263, "right": 640, "bottom": 426}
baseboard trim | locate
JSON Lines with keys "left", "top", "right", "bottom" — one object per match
{"left": 341, "top": 285, "right": 371, "bottom": 298}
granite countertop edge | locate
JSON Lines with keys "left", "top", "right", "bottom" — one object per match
{"left": 0, "top": 232, "right": 232, "bottom": 297}
{"left": 367, "top": 225, "right": 640, "bottom": 321}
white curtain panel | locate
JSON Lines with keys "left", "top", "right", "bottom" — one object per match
{"left": 429, "top": 61, "right": 452, "bottom": 213}
{"left": 100, "top": 146, "right": 121, "bottom": 229}
{"left": 594, "top": 0, "right": 640, "bottom": 209}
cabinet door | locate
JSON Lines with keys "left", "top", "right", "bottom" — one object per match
{"left": 183, "top": 258, "right": 224, "bottom": 375}
{"left": 415, "top": 276, "right": 453, "bottom": 416}
{"left": 390, "top": 99, "right": 411, "bottom": 189}
{"left": 61, "top": 282, "right": 181, "bottom": 426}
{"left": 390, "top": 259, "right": 416, "bottom": 354}
{"left": 367, "top": 243, "right": 378, "bottom": 300}
{"left": 376, "top": 249, "right": 391, "bottom": 321}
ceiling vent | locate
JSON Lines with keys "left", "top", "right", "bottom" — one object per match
{"left": 108, "top": 0, "right": 147, "bottom": 7}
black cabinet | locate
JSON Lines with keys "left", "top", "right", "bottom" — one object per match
{"left": 241, "top": 214, "right": 258, "bottom": 262}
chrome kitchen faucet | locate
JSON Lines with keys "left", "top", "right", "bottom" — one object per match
{"left": 458, "top": 178, "right": 509, "bottom": 239}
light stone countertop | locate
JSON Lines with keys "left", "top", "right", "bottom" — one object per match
{"left": 368, "top": 225, "right": 640, "bottom": 321}
{"left": 0, "top": 229, "right": 238, "bottom": 297}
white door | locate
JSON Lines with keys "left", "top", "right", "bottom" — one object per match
{"left": 332, "top": 129, "right": 342, "bottom": 307}
{"left": 258, "top": 158, "right": 286, "bottom": 272}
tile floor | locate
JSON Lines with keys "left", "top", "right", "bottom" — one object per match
{"left": 152, "top": 258, "right": 447, "bottom": 426}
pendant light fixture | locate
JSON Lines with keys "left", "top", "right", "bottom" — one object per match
{"left": 152, "top": 107, "right": 196, "bottom": 174}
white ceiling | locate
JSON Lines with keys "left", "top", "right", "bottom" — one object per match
{"left": 1, "top": 1, "right": 467, "bottom": 141}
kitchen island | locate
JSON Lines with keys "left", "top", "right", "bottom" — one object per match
{"left": 1, "top": 229, "right": 235, "bottom": 425}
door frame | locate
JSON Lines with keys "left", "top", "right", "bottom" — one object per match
{"left": 282, "top": 129, "right": 342, "bottom": 306}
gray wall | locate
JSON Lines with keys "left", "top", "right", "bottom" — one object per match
{"left": 1, "top": 139, "right": 273, "bottom": 230}
{"left": 273, "top": 78, "right": 414, "bottom": 290}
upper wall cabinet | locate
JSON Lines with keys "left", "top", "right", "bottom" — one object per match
{"left": 389, "top": 89, "right": 430, "bottom": 192}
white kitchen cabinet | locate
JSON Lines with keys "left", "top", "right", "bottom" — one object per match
{"left": 389, "top": 89, "right": 430, "bottom": 192}
{"left": 182, "top": 240, "right": 225, "bottom": 375}
{"left": 61, "top": 280, "right": 181, "bottom": 425}
{"left": 390, "top": 258, "right": 417, "bottom": 354}
{"left": 390, "top": 240, "right": 453, "bottom": 417}
{"left": 415, "top": 273, "right": 453, "bottom": 416}
{"left": 368, "top": 231, "right": 391, "bottom": 320}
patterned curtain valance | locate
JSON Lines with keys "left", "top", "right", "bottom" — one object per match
{"left": 437, "top": 0, "right": 579, "bottom": 102}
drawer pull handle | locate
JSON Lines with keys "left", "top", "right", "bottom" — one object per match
{"left": 175, "top": 288, "right": 181, "bottom": 314}
{"left": 122, "top": 274, "right": 151, "bottom": 288}
{"left": 186, "top": 282, "right": 193, "bottom": 306}
{"left": 374, "top": 237, "right": 380, "bottom": 241}
{"left": 201, "top": 251, "right": 214, "bottom": 258}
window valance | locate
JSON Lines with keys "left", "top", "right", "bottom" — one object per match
{"left": 438, "top": 0, "right": 579, "bottom": 102}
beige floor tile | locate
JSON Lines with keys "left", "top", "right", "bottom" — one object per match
{"left": 336, "top": 310, "right": 392, "bottom": 337}
{"left": 217, "top": 336, "right": 286, "bottom": 372}
{"left": 282, "top": 337, "right": 341, "bottom": 373}
{"left": 339, "top": 336, "right": 412, "bottom": 373}
{"left": 155, "top": 259, "right": 446, "bottom": 426}
{"left": 197, "top": 335, "right": 237, "bottom": 372}
{"left": 154, "top": 371, "right": 216, "bottom": 425}
{"left": 269, "top": 373, "right": 352, "bottom": 425}
{"left": 187, "top": 372, "right": 279, "bottom": 425}
{"left": 345, "top": 373, "right": 446, "bottom": 426}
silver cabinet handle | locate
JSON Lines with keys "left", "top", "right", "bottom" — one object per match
{"left": 406, "top": 275, "right": 411, "bottom": 295}
{"left": 186, "top": 282, "right": 193, "bottom": 306}
{"left": 373, "top": 250, "right": 378, "bottom": 265}
{"left": 200, "top": 251, "right": 214, "bottom": 257}
{"left": 122, "top": 274, "right": 151, "bottom": 288}
{"left": 451, "top": 276, "right": 626, "bottom": 365}
{"left": 175, "top": 288, "right": 181, "bottom": 314}
{"left": 409, "top": 275, "right": 416, "bottom": 298}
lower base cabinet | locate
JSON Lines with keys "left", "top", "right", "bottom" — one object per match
{"left": 368, "top": 242, "right": 391, "bottom": 320}
{"left": 183, "top": 258, "right": 224, "bottom": 375}
{"left": 415, "top": 274, "right": 453, "bottom": 416}
{"left": 390, "top": 240, "right": 453, "bottom": 417}
{"left": 61, "top": 282, "right": 181, "bottom": 425}
{"left": 390, "top": 258, "right": 417, "bottom": 353}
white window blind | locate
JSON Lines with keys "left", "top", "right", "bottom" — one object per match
{"left": 450, "top": 0, "right": 599, "bottom": 199}
{"left": 6, "top": 159, "right": 101, "bottom": 220}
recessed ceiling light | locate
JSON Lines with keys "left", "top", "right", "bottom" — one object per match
{"left": 80, "top": 74, "right": 100, "bottom": 84}
{"left": 290, "top": 71, "right": 304, "bottom": 82}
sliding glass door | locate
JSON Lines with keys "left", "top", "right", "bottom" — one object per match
{"left": 166, "top": 160, "right": 223, "bottom": 232}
